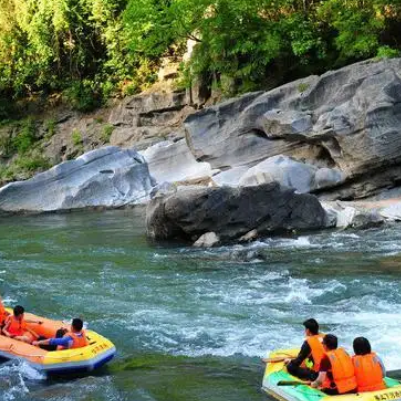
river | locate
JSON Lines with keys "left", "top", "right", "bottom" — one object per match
{"left": 0, "top": 209, "right": 401, "bottom": 400}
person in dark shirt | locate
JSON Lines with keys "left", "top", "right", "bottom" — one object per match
{"left": 285, "top": 318, "right": 325, "bottom": 381}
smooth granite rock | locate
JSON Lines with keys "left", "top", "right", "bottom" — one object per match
{"left": 0, "top": 147, "right": 155, "bottom": 212}
{"left": 184, "top": 59, "right": 401, "bottom": 199}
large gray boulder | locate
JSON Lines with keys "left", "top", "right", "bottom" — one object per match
{"left": 0, "top": 147, "right": 155, "bottom": 212}
{"left": 184, "top": 59, "right": 401, "bottom": 199}
{"left": 146, "top": 183, "right": 326, "bottom": 242}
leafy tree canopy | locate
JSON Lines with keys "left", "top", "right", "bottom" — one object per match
{"left": 0, "top": 0, "right": 400, "bottom": 112}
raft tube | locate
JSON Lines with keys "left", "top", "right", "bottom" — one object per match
{"left": 262, "top": 349, "right": 401, "bottom": 401}
{"left": 0, "top": 309, "right": 116, "bottom": 375}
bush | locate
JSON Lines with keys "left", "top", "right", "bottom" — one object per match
{"left": 12, "top": 118, "right": 37, "bottom": 154}
{"left": 71, "top": 129, "right": 83, "bottom": 146}
{"left": 0, "top": 131, "right": 15, "bottom": 158}
{"left": 14, "top": 154, "right": 51, "bottom": 172}
{"left": 44, "top": 118, "right": 57, "bottom": 139}
{"left": 64, "top": 81, "right": 103, "bottom": 113}
{"left": 376, "top": 46, "right": 400, "bottom": 59}
{"left": 101, "top": 124, "right": 115, "bottom": 143}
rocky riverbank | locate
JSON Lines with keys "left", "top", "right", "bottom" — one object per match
{"left": 3, "top": 58, "right": 401, "bottom": 244}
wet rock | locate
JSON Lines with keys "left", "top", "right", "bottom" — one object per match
{"left": 146, "top": 183, "right": 326, "bottom": 242}
{"left": 0, "top": 147, "right": 155, "bottom": 212}
{"left": 238, "top": 229, "right": 259, "bottom": 243}
{"left": 334, "top": 206, "right": 358, "bottom": 229}
{"left": 351, "top": 211, "right": 384, "bottom": 229}
{"left": 193, "top": 232, "right": 220, "bottom": 248}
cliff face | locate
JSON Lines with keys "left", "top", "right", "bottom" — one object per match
{"left": 184, "top": 58, "right": 401, "bottom": 201}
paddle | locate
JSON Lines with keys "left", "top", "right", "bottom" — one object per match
{"left": 387, "top": 370, "right": 401, "bottom": 380}
{"left": 262, "top": 354, "right": 295, "bottom": 364}
{"left": 262, "top": 357, "right": 288, "bottom": 364}
{"left": 277, "top": 380, "right": 311, "bottom": 386}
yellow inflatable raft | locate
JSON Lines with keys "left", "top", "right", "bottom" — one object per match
{"left": 262, "top": 349, "right": 401, "bottom": 401}
{"left": 0, "top": 309, "right": 116, "bottom": 375}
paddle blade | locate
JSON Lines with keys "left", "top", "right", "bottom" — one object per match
{"left": 277, "top": 380, "right": 309, "bottom": 386}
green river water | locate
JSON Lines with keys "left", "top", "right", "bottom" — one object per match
{"left": 1, "top": 208, "right": 401, "bottom": 401}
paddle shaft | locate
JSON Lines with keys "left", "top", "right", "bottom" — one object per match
{"left": 262, "top": 354, "right": 294, "bottom": 364}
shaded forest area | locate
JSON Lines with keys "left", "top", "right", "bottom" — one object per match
{"left": 0, "top": 0, "right": 401, "bottom": 118}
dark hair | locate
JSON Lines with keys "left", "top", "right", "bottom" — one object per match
{"left": 353, "top": 337, "right": 371, "bottom": 355}
{"left": 14, "top": 305, "right": 25, "bottom": 317}
{"left": 323, "top": 334, "right": 338, "bottom": 350}
{"left": 303, "top": 318, "right": 319, "bottom": 335}
{"left": 72, "top": 318, "right": 84, "bottom": 331}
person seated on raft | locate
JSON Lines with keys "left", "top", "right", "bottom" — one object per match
{"left": 33, "top": 318, "right": 88, "bottom": 350}
{"left": 280, "top": 318, "right": 325, "bottom": 381}
{"left": 0, "top": 294, "right": 10, "bottom": 328}
{"left": 311, "top": 334, "right": 357, "bottom": 395}
{"left": 352, "top": 336, "right": 386, "bottom": 393}
{"left": 2, "top": 305, "right": 41, "bottom": 344}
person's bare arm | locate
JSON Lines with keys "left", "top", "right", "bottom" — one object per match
{"left": 3, "top": 320, "right": 13, "bottom": 337}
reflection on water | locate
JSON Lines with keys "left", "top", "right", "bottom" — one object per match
{"left": 0, "top": 210, "right": 400, "bottom": 400}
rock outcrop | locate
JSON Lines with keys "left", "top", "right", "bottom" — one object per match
{"left": 146, "top": 183, "right": 327, "bottom": 242}
{"left": 0, "top": 147, "right": 154, "bottom": 212}
{"left": 185, "top": 58, "right": 401, "bottom": 200}
{"left": 4, "top": 57, "right": 401, "bottom": 240}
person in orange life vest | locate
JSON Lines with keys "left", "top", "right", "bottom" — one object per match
{"left": 33, "top": 318, "right": 88, "bottom": 349}
{"left": 2, "top": 305, "right": 41, "bottom": 344}
{"left": 0, "top": 294, "right": 10, "bottom": 327}
{"left": 311, "top": 334, "right": 357, "bottom": 395}
{"left": 284, "top": 318, "right": 326, "bottom": 381}
{"left": 352, "top": 337, "right": 386, "bottom": 393}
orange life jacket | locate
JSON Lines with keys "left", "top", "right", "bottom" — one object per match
{"left": 306, "top": 334, "right": 325, "bottom": 372}
{"left": 0, "top": 302, "right": 7, "bottom": 325}
{"left": 323, "top": 348, "right": 357, "bottom": 394}
{"left": 64, "top": 330, "right": 88, "bottom": 349}
{"left": 6, "top": 315, "right": 26, "bottom": 336}
{"left": 353, "top": 353, "right": 386, "bottom": 392}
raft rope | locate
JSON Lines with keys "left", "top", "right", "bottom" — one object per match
{"left": 0, "top": 344, "right": 85, "bottom": 359}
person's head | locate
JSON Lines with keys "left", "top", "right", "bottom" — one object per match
{"left": 323, "top": 334, "right": 338, "bottom": 351}
{"left": 303, "top": 318, "right": 319, "bottom": 336}
{"left": 13, "top": 305, "right": 24, "bottom": 320}
{"left": 353, "top": 337, "right": 371, "bottom": 356}
{"left": 71, "top": 318, "right": 84, "bottom": 333}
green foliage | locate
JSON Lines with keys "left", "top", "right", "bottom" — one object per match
{"left": 377, "top": 46, "right": 400, "bottom": 59}
{"left": 0, "top": 153, "right": 51, "bottom": 183}
{"left": 64, "top": 80, "right": 103, "bottom": 112}
{"left": 14, "top": 154, "right": 51, "bottom": 172}
{"left": 298, "top": 83, "right": 310, "bottom": 93}
{"left": 101, "top": 124, "right": 115, "bottom": 143}
{"left": 71, "top": 129, "right": 83, "bottom": 146}
{"left": 0, "top": 131, "right": 15, "bottom": 158}
{"left": 44, "top": 118, "right": 57, "bottom": 139}
{"left": 0, "top": 0, "right": 401, "bottom": 104}
{"left": 12, "top": 118, "right": 38, "bottom": 154}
